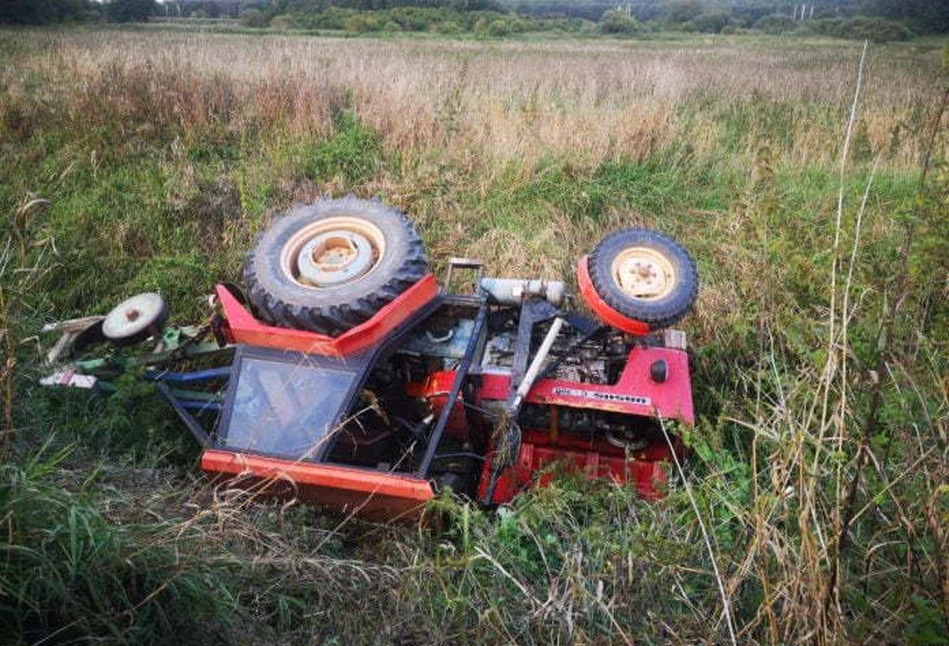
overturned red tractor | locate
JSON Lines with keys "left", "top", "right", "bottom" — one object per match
{"left": 41, "top": 198, "right": 699, "bottom": 520}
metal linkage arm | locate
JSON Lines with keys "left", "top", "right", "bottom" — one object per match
{"left": 416, "top": 302, "right": 488, "bottom": 478}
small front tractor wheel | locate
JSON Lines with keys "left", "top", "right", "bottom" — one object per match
{"left": 102, "top": 292, "right": 169, "bottom": 346}
{"left": 588, "top": 228, "right": 698, "bottom": 330}
{"left": 244, "top": 198, "right": 429, "bottom": 336}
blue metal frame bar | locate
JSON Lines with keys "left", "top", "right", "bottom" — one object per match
{"left": 178, "top": 400, "right": 223, "bottom": 412}
{"left": 155, "top": 382, "right": 212, "bottom": 447}
{"left": 144, "top": 367, "right": 232, "bottom": 384}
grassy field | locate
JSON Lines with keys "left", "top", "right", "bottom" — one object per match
{"left": 0, "top": 28, "right": 947, "bottom": 645}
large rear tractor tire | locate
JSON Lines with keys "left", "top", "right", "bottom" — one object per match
{"left": 243, "top": 198, "right": 429, "bottom": 336}
{"left": 588, "top": 228, "right": 698, "bottom": 330}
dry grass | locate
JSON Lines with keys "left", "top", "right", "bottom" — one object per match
{"left": 6, "top": 30, "right": 943, "bottom": 168}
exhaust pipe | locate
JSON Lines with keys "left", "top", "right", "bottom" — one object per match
{"left": 479, "top": 278, "right": 566, "bottom": 306}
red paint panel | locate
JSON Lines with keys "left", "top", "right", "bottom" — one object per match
{"left": 474, "top": 346, "right": 694, "bottom": 425}
{"left": 529, "top": 346, "right": 694, "bottom": 425}
{"left": 576, "top": 255, "right": 651, "bottom": 336}
{"left": 477, "top": 432, "right": 674, "bottom": 504}
{"left": 517, "top": 429, "right": 683, "bottom": 461}
{"left": 405, "top": 374, "right": 472, "bottom": 440}
{"left": 201, "top": 449, "right": 435, "bottom": 521}
{"left": 215, "top": 274, "right": 439, "bottom": 357}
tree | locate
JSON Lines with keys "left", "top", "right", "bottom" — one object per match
{"left": 240, "top": 7, "right": 264, "bottom": 26}
{"left": 0, "top": 0, "right": 92, "bottom": 24}
{"left": 664, "top": 0, "right": 703, "bottom": 24}
{"left": 753, "top": 13, "right": 796, "bottom": 34}
{"left": 694, "top": 9, "right": 731, "bottom": 33}
{"left": 107, "top": 0, "right": 156, "bottom": 22}
{"left": 862, "top": 0, "right": 949, "bottom": 35}
{"left": 599, "top": 9, "right": 639, "bottom": 34}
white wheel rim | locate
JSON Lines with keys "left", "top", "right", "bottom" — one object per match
{"left": 279, "top": 217, "right": 386, "bottom": 288}
{"left": 102, "top": 293, "right": 166, "bottom": 339}
{"left": 610, "top": 246, "right": 676, "bottom": 300}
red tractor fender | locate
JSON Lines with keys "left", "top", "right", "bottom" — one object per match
{"left": 576, "top": 255, "right": 651, "bottom": 336}
{"left": 214, "top": 274, "right": 439, "bottom": 357}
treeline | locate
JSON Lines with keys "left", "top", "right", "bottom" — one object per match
{"left": 506, "top": 0, "right": 864, "bottom": 23}
{"left": 1, "top": 0, "right": 945, "bottom": 36}
{"left": 236, "top": 0, "right": 939, "bottom": 39}
{"left": 585, "top": 0, "right": 936, "bottom": 39}
{"left": 242, "top": 4, "right": 586, "bottom": 35}
{"left": 507, "top": 0, "right": 946, "bottom": 35}
{"left": 156, "top": 1, "right": 241, "bottom": 18}
{"left": 0, "top": 0, "right": 155, "bottom": 24}
{"left": 598, "top": 10, "right": 916, "bottom": 40}
{"left": 240, "top": 0, "right": 948, "bottom": 37}
{"left": 262, "top": 0, "right": 502, "bottom": 11}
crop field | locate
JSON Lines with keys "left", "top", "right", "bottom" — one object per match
{"left": 0, "top": 28, "right": 947, "bottom": 645}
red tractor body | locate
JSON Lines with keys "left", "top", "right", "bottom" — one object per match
{"left": 41, "top": 199, "right": 698, "bottom": 522}
{"left": 198, "top": 265, "right": 692, "bottom": 520}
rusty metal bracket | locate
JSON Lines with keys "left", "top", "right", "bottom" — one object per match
{"left": 41, "top": 316, "right": 105, "bottom": 363}
{"left": 445, "top": 257, "right": 484, "bottom": 295}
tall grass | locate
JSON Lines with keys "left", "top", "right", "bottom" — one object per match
{"left": 5, "top": 31, "right": 942, "bottom": 168}
{"left": 0, "top": 448, "right": 227, "bottom": 644}
{"left": 0, "top": 28, "right": 946, "bottom": 644}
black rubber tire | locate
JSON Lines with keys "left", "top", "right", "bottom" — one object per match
{"left": 588, "top": 228, "right": 698, "bottom": 330}
{"left": 243, "top": 197, "right": 429, "bottom": 336}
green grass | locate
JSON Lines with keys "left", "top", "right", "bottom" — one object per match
{"left": 0, "top": 448, "right": 231, "bottom": 644}
{"left": 0, "top": 27, "right": 947, "bottom": 645}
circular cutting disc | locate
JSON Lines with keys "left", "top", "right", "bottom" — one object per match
{"left": 102, "top": 293, "right": 169, "bottom": 345}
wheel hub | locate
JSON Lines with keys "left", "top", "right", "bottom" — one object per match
{"left": 279, "top": 216, "right": 386, "bottom": 289}
{"left": 611, "top": 247, "right": 676, "bottom": 300}
{"left": 101, "top": 292, "right": 167, "bottom": 341}
{"left": 298, "top": 231, "right": 375, "bottom": 287}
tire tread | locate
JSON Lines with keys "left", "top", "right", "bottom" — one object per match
{"left": 243, "top": 199, "right": 428, "bottom": 336}
{"left": 588, "top": 228, "right": 698, "bottom": 330}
